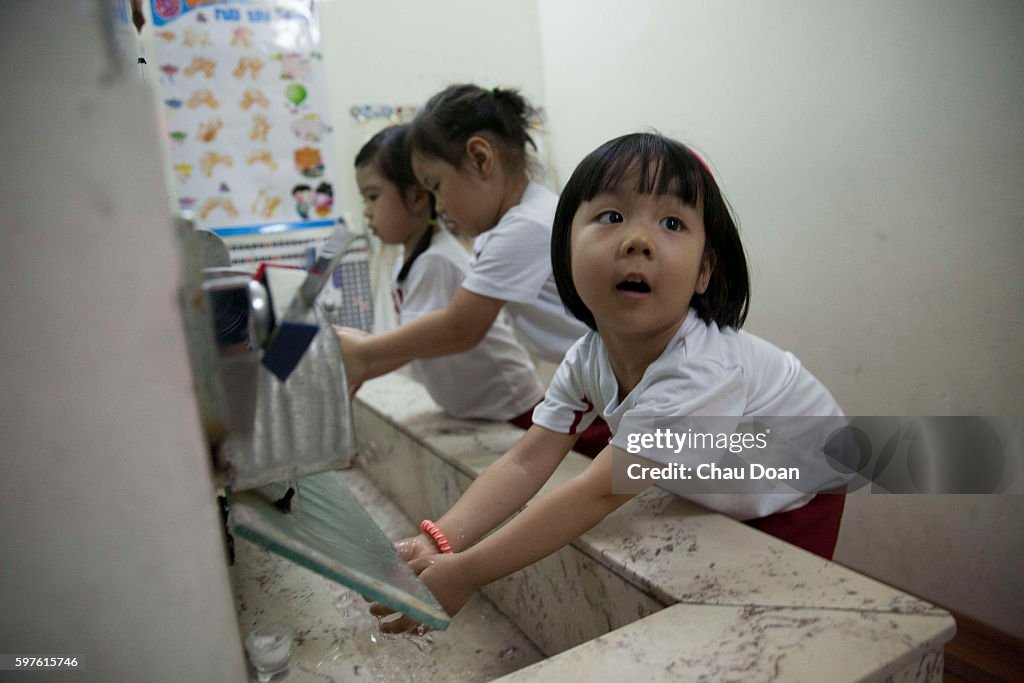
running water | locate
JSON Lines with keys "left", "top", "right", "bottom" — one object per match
{"left": 314, "top": 586, "right": 437, "bottom": 682}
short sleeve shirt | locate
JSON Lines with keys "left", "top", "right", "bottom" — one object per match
{"left": 393, "top": 229, "right": 544, "bottom": 421}
{"left": 532, "top": 310, "right": 849, "bottom": 520}
{"left": 460, "top": 182, "right": 589, "bottom": 363}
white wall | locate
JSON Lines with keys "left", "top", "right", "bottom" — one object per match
{"left": 537, "top": 0, "right": 1024, "bottom": 637}
{"left": 0, "top": 3, "right": 246, "bottom": 679}
{"left": 317, "top": 0, "right": 550, "bottom": 334}
{"left": 318, "top": 0, "right": 548, "bottom": 227}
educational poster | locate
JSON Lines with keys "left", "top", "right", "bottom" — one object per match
{"left": 150, "top": 0, "right": 339, "bottom": 268}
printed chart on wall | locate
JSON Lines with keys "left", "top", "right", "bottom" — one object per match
{"left": 152, "top": 0, "right": 336, "bottom": 267}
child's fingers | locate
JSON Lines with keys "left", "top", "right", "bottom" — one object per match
{"left": 393, "top": 538, "right": 418, "bottom": 561}
{"left": 408, "top": 557, "right": 435, "bottom": 575}
{"left": 369, "top": 601, "right": 396, "bottom": 617}
{"left": 380, "top": 614, "right": 423, "bottom": 635}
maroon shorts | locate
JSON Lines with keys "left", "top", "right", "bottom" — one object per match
{"left": 744, "top": 493, "right": 845, "bottom": 560}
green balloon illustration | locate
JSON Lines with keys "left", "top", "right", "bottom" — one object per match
{"left": 286, "top": 83, "right": 307, "bottom": 106}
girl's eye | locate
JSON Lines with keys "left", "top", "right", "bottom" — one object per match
{"left": 660, "top": 216, "right": 684, "bottom": 232}
{"left": 597, "top": 210, "right": 623, "bottom": 224}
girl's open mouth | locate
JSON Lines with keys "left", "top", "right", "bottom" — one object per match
{"left": 616, "top": 277, "right": 651, "bottom": 294}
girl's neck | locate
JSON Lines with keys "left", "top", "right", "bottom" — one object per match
{"left": 402, "top": 220, "right": 433, "bottom": 256}
{"left": 494, "top": 173, "right": 530, "bottom": 224}
{"left": 600, "top": 322, "right": 682, "bottom": 402}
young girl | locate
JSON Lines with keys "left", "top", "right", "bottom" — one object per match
{"left": 350, "top": 124, "right": 544, "bottom": 422}
{"left": 372, "top": 133, "right": 849, "bottom": 633}
{"left": 336, "top": 85, "right": 599, "bottom": 439}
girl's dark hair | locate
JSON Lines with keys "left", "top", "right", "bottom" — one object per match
{"left": 552, "top": 133, "right": 750, "bottom": 330}
{"left": 355, "top": 124, "right": 435, "bottom": 218}
{"left": 407, "top": 84, "right": 537, "bottom": 172}
{"left": 355, "top": 124, "right": 437, "bottom": 281}
{"left": 354, "top": 124, "right": 418, "bottom": 195}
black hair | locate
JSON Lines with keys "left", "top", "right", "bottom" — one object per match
{"left": 407, "top": 84, "right": 537, "bottom": 173}
{"left": 354, "top": 124, "right": 419, "bottom": 197}
{"left": 355, "top": 124, "right": 436, "bottom": 283}
{"left": 551, "top": 133, "right": 750, "bottom": 330}
{"left": 355, "top": 124, "right": 436, "bottom": 219}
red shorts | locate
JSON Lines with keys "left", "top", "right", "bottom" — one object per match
{"left": 744, "top": 493, "right": 845, "bottom": 560}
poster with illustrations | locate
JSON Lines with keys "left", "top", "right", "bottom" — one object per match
{"left": 150, "top": 0, "right": 339, "bottom": 268}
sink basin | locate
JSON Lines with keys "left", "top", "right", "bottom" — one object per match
{"left": 229, "top": 467, "right": 544, "bottom": 681}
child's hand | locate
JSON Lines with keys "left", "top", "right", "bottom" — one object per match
{"left": 370, "top": 553, "right": 478, "bottom": 634}
{"left": 333, "top": 325, "right": 369, "bottom": 394}
{"left": 394, "top": 533, "right": 440, "bottom": 563}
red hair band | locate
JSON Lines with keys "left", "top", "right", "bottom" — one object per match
{"left": 687, "top": 145, "right": 713, "bottom": 176}
{"left": 419, "top": 519, "right": 453, "bottom": 554}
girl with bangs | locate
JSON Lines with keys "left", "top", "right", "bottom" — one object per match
{"left": 372, "top": 133, "right": 849, "bottom": 633}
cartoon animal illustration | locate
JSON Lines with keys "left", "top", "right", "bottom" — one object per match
{"left": 183, "top": 56, "right": 217, "bottom": 79}
{"left": 239, "top": 89, "right": 269, "bottom": 110}
{"left": 232, "top": 57, "right": 264, "bottom": 80}
{"left": 199, "top": 151, "right": 233, "bottom": 178}
{"left": 249, "top": 114, "right": 271, "bottom": 142}
{"left": 230, "top": 27, "right": 253, "bottom": 48}
{"left": 169, "top": 131, "right": 187, "bottom": 149}
{"left": 154, "top": 31, "right": 176, "bottom": 43}
{"left": 187, "top": 89, "right": 220, "bottom": 109}
{"left": 197, "top": 118, "right": 223, "bottom": 143}
{"left": 246, "top": 150, "right": 278, "bottom": 172}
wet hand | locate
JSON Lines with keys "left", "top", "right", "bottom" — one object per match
{"left": 333, "top": 325, "right": 370, "bottom": 394}
{"left": 394, "top": 533, "right": 440, "bottom": 564}
{"left": 369, "top": 553, "right": 478, "bottom": 634}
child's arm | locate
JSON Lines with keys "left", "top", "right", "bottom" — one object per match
{"left": 431, "top": 425, "right": 579, "bottom": 552}
{"left": 331, "top": 326, "right": 405, "bottom": 394}
{"left": 380, "top": 425, "right": 577, "bottom": 573}
{"left": 376, "top": 445, "right": 638, "bottom": 633}
{"left": 335, "top": 288, "right": 505, "bottom": 388}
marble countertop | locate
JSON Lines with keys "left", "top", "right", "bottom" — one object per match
{"left": 352, "top": 373, "right": 956, "bottom": 682}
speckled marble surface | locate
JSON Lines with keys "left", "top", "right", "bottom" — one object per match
{"left": 494, "top": 604, "right": 949, "bottom": 682}
{"left": 229, "top": 468, "right": 544, "bottom": 682}
{"left": 350, "top": 373, "right": 955, "bottom": 681}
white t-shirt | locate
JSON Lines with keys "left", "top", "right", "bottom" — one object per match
{"left": 460, "top": 182, "right": 589, "bottom": 363}
{"left": 392, "top": 228, "right": 544, "bottom": 421}
{"left": 532, "top": 309, "right": 849, "bottom": 520}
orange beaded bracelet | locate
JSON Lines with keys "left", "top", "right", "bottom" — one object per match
{"left": 420, "top": 519, "right": 453, "bottom": 554}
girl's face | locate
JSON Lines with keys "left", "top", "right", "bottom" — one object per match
{"left": 411, "top": 152, "right": 496, "bottom": 237}
{"left": 355, "top": 162, "right": 424, "bottom": 245}
{"left": 569, "top": 182, "right": 713, "bottom": 340}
